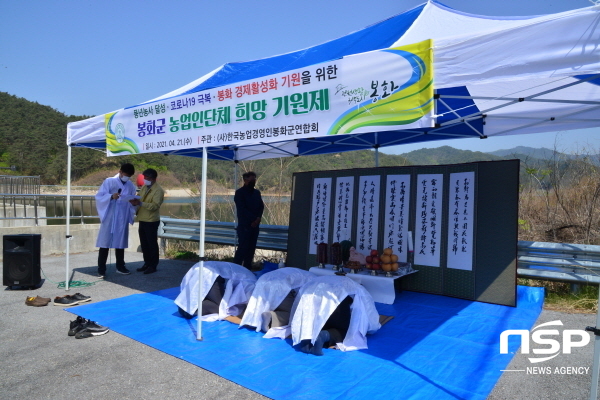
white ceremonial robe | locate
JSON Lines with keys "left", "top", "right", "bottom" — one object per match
{"left": 240, "top": 268, "right": 317, "bottom": 333}
{"left": 290, "top": 275, "right": 381, "bottom": 352}
{"left": 174, "top": 261, "right": 257, "bottom": 321}
{"left": 95, "top": 174, "right": 137, "bottom": 249}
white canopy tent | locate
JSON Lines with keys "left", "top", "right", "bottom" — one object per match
{"left": 65, "top": 1, "right": 599, "bottom": 395}
{"left": 68, "top": 1, "right": 600, "bottom": 160}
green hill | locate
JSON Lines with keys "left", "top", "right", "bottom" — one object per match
{"left": 399, "top": 145, "right": 502, "bottom": 165}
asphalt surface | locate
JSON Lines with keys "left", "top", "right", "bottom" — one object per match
{"left": 1, "top": 251, "right": 598, "bottom": 399}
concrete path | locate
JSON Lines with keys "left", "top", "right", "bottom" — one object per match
{"left": 0, "top": 251, "right": 598, "bottom": 399}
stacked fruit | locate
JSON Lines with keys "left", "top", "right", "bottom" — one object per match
{"left": 366, "top": 248, "right": 399, "bottom": 272}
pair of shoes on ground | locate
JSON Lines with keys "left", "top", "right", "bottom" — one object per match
{"left": 68, "top": 316, "right": 109, "bottom": 339}
{"left": 136, "top": 265, "right": 157, "bottom": 274}
{"left": 25, "top": 296, "right": 51, "bottom": 307}
{"left": 53, "top": 293, "right": 92, "bottom": 307}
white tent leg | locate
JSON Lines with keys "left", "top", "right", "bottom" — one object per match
{"left": 234, "top": 161, "right": 238, "bottom": 251}
{"left": 197, "top": 147, "right": 208, "bottom": 341}
{"left": 65, "top": 146, "right": 72, "bottom": 291}
{"left": 587, "top": 288, "right": 600, "bottom": 400}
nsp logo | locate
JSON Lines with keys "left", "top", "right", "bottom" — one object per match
{"left": 500, "top": 320, "right": 590, "bottom": 363}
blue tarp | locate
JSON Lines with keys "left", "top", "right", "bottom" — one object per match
{"left": 67, "top": 285, "right": 543, "bottom": 400}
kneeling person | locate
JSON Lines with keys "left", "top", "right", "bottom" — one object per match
{"left": 291, "top": 275, "right": 381, "bottom": 355}
{"left": 174, "top": 261, "right": 256, "bottom": 321}
{"left": 240, "top": 268, "right": 317, "bottom": 334}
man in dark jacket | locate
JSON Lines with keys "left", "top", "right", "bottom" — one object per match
{"left": 233, "top": 171, "right": 264, "bottom": 269}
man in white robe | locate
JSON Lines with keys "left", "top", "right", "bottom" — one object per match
{"left": 240, "top": 268, "right": 317, "bottom": 335}
{"left": 95, "top": 163, "right": 137, "bottom": 277}
{"left": 174, "top": 261, "right": 256, "bottom": 321}
{"left": 290, "top": 275, "right": 381, "bottom": 355}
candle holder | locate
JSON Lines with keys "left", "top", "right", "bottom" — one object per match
{"left": 317, "top": 242, "right": 328, "bottom": 269}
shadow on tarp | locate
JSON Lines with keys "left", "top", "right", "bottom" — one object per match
{"left": 66, "top": 285, "right": 543, "bottom": 400}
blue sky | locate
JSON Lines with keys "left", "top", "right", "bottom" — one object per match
{"left": 1, "top": 0, "right": 597, "bottom": 155}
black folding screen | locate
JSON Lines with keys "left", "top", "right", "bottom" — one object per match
{"left": 287, "top": 160, "right": 519, "bottom": 306}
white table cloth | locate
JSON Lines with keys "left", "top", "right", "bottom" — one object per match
{"left": 308, "top": 266, "right": 416, "bottom": 304}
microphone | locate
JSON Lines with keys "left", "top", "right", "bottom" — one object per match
{"left": 118, "top": 189, "right": 122, "bottom": 194}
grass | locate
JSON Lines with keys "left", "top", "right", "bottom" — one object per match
{"left": 162, "top": 239, "right": 271, "bottom": 271}
{"left": 519, "top": 278, "right": 599, "bottom": 313}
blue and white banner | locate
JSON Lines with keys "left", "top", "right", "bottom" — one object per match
{"left": 105, "top": 41, "right": 433, "bottom": 156}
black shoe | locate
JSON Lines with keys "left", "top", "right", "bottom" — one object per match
{"left": 80, "top": 319, "right": 109, "bottom": 334}
{"left": 116, "top": 267, "right": 131, "bottom": 275}
{"left": 75, "top": 328, "right": 109, "bottom": 339}
{"left": 143, "top": 268, "right": 157, "bottom": 274}
{"left": 71, "top": 293, "right": 92, "bottom": 303}
{"left": 68, "top": 316, "right": 87, "bottom": 336}
{"left": 136, "top": 264, "right": 148, "bottom": 272}
{"left": 54, "top": 295, "right": 80, "bottom": 307}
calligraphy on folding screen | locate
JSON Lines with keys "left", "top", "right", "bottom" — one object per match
{"left": 308, "top": 178, "right": 332, "bottom": 254}
{"left": 383, "top": 175, "right": 411, "bottom": 263}
{"left": 355, "top": 176, "right": 380, "bottom": 254}
{"left": 414, "top": 174, "right": 444, "bottom": 267}
{"left": 446, "top": 172, "right": 475, "bottom": 270}
{"left": 333, "top": 176, "right": 354, "bottom": 243}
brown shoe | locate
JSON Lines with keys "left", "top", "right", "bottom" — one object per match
{"left": 25, "top": 296, "right": 51, "bottom": 307}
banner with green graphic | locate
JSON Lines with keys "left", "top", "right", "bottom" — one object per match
{"left": 106, "top": 39, "right": 433, "bottom": 156}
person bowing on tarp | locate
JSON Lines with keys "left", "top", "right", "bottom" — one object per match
{"left": 240, "top": 267, "right": 317, "bottom": 335}
{"left": 175, "top": 261, "right": 257, "bottom": 321}
{"left": 290, "top": 275, "right": 381, "bottom": 355}
{"left": 94, "top": 163, "right": 138, "bottom": 278}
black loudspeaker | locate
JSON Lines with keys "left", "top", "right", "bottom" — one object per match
{"left": 3, "top": 234, "right": 42, "bottom": 288}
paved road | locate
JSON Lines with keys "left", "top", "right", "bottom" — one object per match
{"left": 0, "top": 251, "right": 598, "bottom": 399}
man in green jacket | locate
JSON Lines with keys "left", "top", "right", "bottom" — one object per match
{"left": 129, "top": 168, "right": 165, "bottom": 274}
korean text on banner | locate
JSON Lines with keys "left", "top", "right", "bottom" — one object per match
{"left": 104, "top": 40, "right": 433, "bottom": 156}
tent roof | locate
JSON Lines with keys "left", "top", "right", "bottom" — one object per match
{"left": 67, "top": 1, "right": 600, "bottom": 161}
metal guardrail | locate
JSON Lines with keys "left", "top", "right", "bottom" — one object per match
{"left": 159, "top": 217, "right": 288, "bottom": 251}
{"left": 159, "top": 218, "right": 600, "bottom": 284}
{"left": 0, "top": 176, "right": 40, "bottom": 195}
{"left": 517, "top": 241, "right": 600, "bottom": 285}
{"left": 3, "top": 194, "right": 599, "bottom": 284}
{"left": 0, "top": 194, "right": 97, "bottom": 224}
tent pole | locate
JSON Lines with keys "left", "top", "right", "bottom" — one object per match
{"left": 588, "top": 288, "right": 600, "bottom": 400}
{"left": 234, "top": 159, "right": 238, "bottom": 251}
{"left": 197, "top": 147, "right": 208, "bottom": 341}
{"left": 374, "top": 147, "right": 379, "bottom": 168}
{"left": 65, "top": 145, "right": 72, "bottom": 291}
